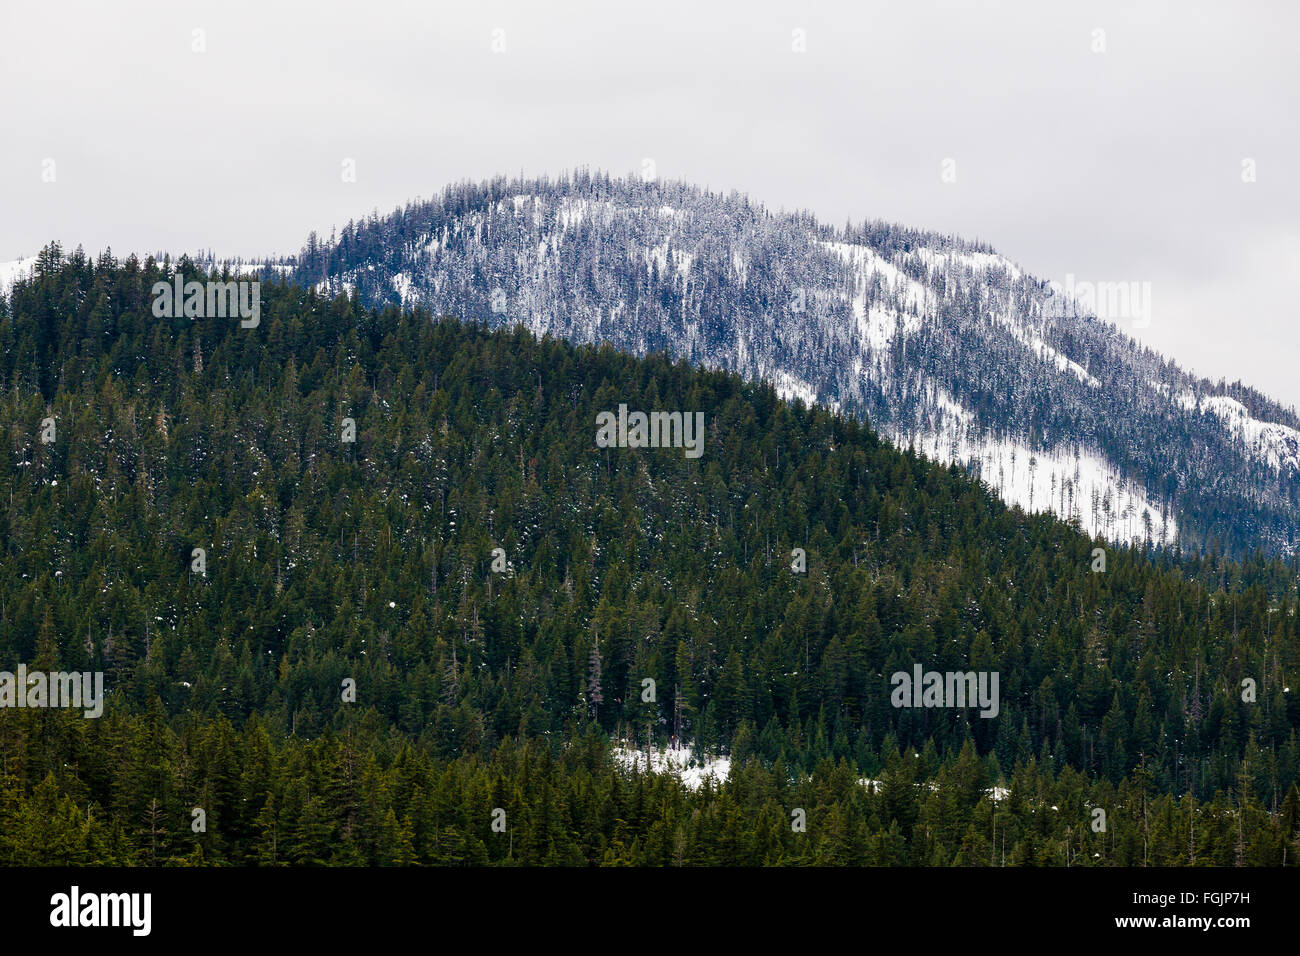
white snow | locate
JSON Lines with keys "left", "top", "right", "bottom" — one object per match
{"left": 1148, "top": 383, "right": 1299, "bottom": 471}
{"left": 900, "top": 386, "right": 1177, "bottom": 545}
{"left": 314, "top": 278, "right": 356, "bottom": 297}
{"left": 831, "top": 241, "right": 931, "bottom": 310}
{"left": 646, "top": 241, "right": 693, "bottom": 278}
{"left": 1197, "top": 395, "right": 1300, "bottom": 472}
{"left": 820, "top": 241, "right": 933, "bottom": 353}
{"left": 863, "top": 304, "right": 921, "bottom": 352}
{"left": 912, "top": 247, "right": 1023, "bottom": 281}
{"left": 773, "top": 371, "right": 816, "bottom": 406}
{"left": 1022, "top": 332, "right": 1099, "bottom": 387}
{"left": 0, "top": 255, "right": 39, "bottom": 292}
{"left": 557, "top": 197, "right": 592, "bottom": 231}
{"left": 988, "top": 310, "right": 1099, "bottom": 387}
{"left": 391, "top": 271, "right": 414, "bottom": 304}
{"left": 931, "top": 386, "right": 974, "bottom": 426}
{"left": 855, "top": 778, "right": 1012, "bottom": 802}
{"left": 611, "top": 744, "right": 731, "bottom": 790}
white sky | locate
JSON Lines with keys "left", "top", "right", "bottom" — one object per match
{"left": 2, "top": 0, "right": 1296, "bottom": 408}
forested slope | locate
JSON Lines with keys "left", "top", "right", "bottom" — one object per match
{"left": 1, "top": 245, "right": 1297, "bottom": 865}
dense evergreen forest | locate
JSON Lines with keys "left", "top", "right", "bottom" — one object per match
{"left": 1, "top": 244, "right": 1297, "bottom": 865}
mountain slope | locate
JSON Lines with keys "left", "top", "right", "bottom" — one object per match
{"left": 1, "top": 251, "right": 1297, "bottom": 867}
{"left": 281, "top": 171, "right": 1300, "bottom": 557}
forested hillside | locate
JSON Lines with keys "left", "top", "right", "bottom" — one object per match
{"left": 1, "top": 244, "right": 1298, "bottom": 866}
{"left": 278, "top": 172, "right": 1300, "bottom": 557}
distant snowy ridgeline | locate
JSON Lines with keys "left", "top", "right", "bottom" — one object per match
{"left": 14, "top": 170, "right": 1299, "bottom": 556}
{"left": 278, "top": 174, "right": 1300, "bottom": 554}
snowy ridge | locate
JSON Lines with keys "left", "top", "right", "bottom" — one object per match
{"left": 293, "top": 173, "right": 1300, "bottom": 555}
{"left": 911, "top": 246, "right": 1024, "bottom": 281}
{"left": 1150, "top": 381, "right": 1300, "bottom": 473}
{"left": 1196, "top": 395, "right": 1300, "bottom": 473}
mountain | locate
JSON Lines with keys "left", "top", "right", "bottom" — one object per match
{"left": 2, "top": 251, "right": 1297, "bottom": 866}
{"left": 276, "top": 171, "right": 1300, "bottom": 558}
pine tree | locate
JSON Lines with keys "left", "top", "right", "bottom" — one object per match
{"left": 588, "top": 630, "right": 603, "bottom": 724}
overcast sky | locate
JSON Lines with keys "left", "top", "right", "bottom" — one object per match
{"left": 3, "top": 0, "right": 1296, "bottom": 407}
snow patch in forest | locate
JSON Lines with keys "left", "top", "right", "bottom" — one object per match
{"left": 557, "top": 197, "right": 594, "bottom": 231}
{"left": 821, "top": 240, "right": 930, "bottom": 351}
{"left": 391, "top": 272, "right": 414, "bottom": 304}
{"left": 1148, "top": 383, "right": 1299, "bottom": 471}
{"left": 1021, "top": 332, "right": 1098, "bottom": 387}
{"left": 647, "top": 241, "right": 693, "bottom": 278}
{"left": 314, "top": 278, "right": 356, "bottom": 297}
{"left": 612, "top": 744, "right": 731, "bottom": 790}
{"left": 897, "top": 390, "right": 1177, "bottom": 546}
{"left": 862, "top": 304, "right": 922, "bottom": 353}
{"left": 929, "top": 386, "right": 974, "bottom": 426}
{"left": 773, "top": 371, "right": 816, "bottom": 406}
{"left": 988, "top": 311, "right": 1098, "bottom": 387}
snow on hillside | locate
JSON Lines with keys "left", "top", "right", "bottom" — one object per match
{"left": 911, "top": 246, "right": 1023, "bottom": 281}
{"left": 1197, "top": 395, "right": 1300, "bottom": 472}
{"left": 901, "top": 388, "right": 1176, "bottom": 545}
{"left": 772, "top": 370, "right": 817, "bottom": 406}
{"left": 612, "top": 744, "right": 731, "bottom": 790}
{"left": 996, "top": 316, "right": 1100, "bottom": 388}
{"left": 0, "top": 256, "right": 39, "bottom": 292}
{"left": 822, "top": 240, "right": 931, "bottom": 354}
{"left": 391, "top": 271, "right": 414, "bottom": 305}
{"left": 1151, "top": 382, "right": 1300, "bottom": 472}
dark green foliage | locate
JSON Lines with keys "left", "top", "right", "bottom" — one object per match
{"left": 0, "top": 244, "right": 1297, "bottom": 865}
